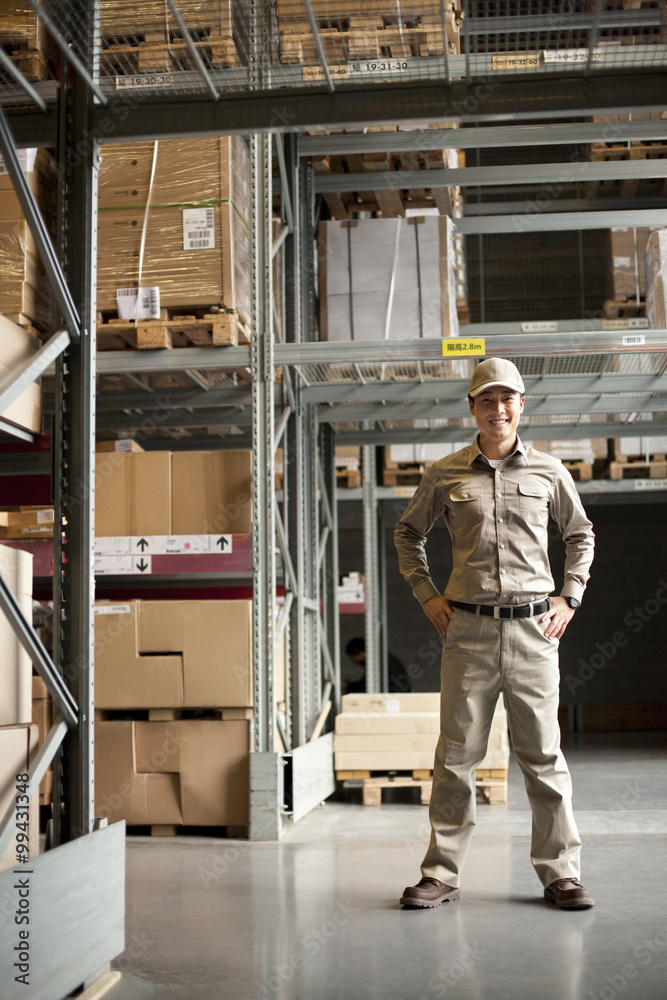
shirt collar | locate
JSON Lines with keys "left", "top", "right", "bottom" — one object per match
{"left": 467, "top": 434, "right": 529, "bottom": 467}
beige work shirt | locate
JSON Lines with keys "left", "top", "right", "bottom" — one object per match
{"left": 394, "top": 435, "right": 594, "bottom": 607}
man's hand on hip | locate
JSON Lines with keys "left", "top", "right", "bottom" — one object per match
{"left": 422, "top": 595, "right": 454, "bottom": 640}
{"left": 541, "top": 596, "right": 575, "bottom": 641}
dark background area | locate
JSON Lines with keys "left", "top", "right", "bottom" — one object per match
{"left": 338, "top": 498, "right": 667, "bottom": 731}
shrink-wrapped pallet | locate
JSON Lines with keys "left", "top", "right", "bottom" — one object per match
{"left": 319, "top": 215, "right": 459, "bottom": 341}
{"left": 97, "top": 136, "right": 251, "bottom": 315}
{"left": 645, "top": 229, "right": 667, "bottom": 329}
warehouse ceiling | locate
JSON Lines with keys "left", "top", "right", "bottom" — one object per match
{"left": 2, "top": 1, "right": 667, "bottom": 450}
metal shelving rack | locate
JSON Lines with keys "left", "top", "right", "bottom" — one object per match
{"left": 0, "top": 2, "right": 666, "bottom": 995}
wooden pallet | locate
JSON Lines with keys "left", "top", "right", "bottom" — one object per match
{"left": 313, "top": 150, "right": 464, "bottom": 220}
{"left": 336, "top": 468, "right": 361, "bottom": 488}
{"left": 563, "top": 460, "right": 594, "bottom": 482}
{"left": 96, "top": 309, "right": 250, "bottom": 350}
{"left": 587, "top": 141, "right": 667, "bottom": 198}
{"left": 279, "top": 8, "right": 462, "bottom": 65}
{"left": 148, "top": 824, "right": 248, "bottom": 838}
{"left": 0, "top": 6, "right": 54, "bottom": 80}
{"left": 100, "top": 27, "right": 238, "bottom": 76}
{"left": 609, "top": 457, "right": 667, "bottom": 480}
{"left": 337, "top": 767, "right": 508, "bottom": 805}
{"left": 602, "top": 298, "right": 646, "bottom": 319}
{"left": 383, "top": 466, "right": 426, "bottom": 487}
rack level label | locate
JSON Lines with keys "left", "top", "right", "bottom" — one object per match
{"left": 492, "top": 53, "right": 539, "bottom": 71}
{"left": 442, "top": 338, "right": 485, "bottom": 357}
{"left": 94, "top": 534, "right": 233, "bottom": 556}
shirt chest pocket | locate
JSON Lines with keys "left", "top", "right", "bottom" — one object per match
{"left": 449, "top": 487, "right": 483, "bottom": 519}
{"left": 516, "top": 481, "right": 550, "bottom": 524}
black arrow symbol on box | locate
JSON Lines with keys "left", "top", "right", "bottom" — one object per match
{"left": 216, "top": 536, "right": 229, "bottom": 550}
{"left": 136, "top": 559, "right": 149, "bottom": 573}
{"left": 136, "top": 538, "right": 149, "bottom": 551}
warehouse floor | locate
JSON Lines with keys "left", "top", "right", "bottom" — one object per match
{"left": 109, "top": 733, "right": 667, "bottom": 1000}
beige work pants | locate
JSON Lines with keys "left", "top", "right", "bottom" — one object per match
{"left": 421, "top": 608, "right": 582, "bottom": 888}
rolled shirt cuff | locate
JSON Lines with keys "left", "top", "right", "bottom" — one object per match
{"left": 414, "top": 580, "right": 442, "bottom": 605}
{"left": 560, "top": 582, "right": 585, "bottom": 604}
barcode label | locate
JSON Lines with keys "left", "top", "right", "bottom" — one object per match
{"left": 183, "top": 208, "right": 215, "bottom": 250}
{"left": 622, "top": 335, "right": 646, "bottom": 346}
{"left": 116, "top": 286, "right": 161, "bottom": 320}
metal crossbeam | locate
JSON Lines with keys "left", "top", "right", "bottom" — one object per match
{"left": 317, "top": 393, "right": 667, "bottom": 424}
{"left": 0, "top": 575, "right": 78, "bottom": 728}
{"left": 0, "top": 108, "right": 80, "bottom": 339}
{"left": 0, "top": 329, "right": 71, "bottom": 418}
{"left": 28, "top": 0, "right": 107, "bottom": 105}
{"left": 0, "top": 45, "right": 47, "bottom": 110}
{"left": 166, "top": 0, "right": 219, "bottom": 101}
{"left": 457, "top": 210, "right": 667, "bottom": 234}
{"left": 336, "top": 418, "right": 667, "bottom": 445}
{"left": 314, "top": 160, "right": 667, "bottom": 193}
{"left": 299, "top": 120, "right": 667, "bottom": 156}
{"left": 0, "top": 714, "right": 68, "bottom": 860}
{"left": 305, "top": 375, "right": 667, "bottom": 404}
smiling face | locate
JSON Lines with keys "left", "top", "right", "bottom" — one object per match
{"left": 469, "top": 385, "right": 525, "bottom": 458}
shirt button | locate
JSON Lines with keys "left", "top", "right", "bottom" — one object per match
{"left": 501, "top": 569, "right": 507, "bottom": 574}
{"left": 533, "top": 489, "right": 538, "bottom": 494}
{"left": 498, "top": 518, "right": 503, "bottom": 523}
{"left": 497, "top": 492, "right": 503, "bottom": 497}
{"left": 462, "top": 493, "right": 468, "bottom": 498}
{"left": 500, "top": 543, "right": 506, "bottom": 548}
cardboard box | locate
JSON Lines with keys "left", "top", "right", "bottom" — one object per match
{"left": 97, "top": 136, "right": 251, "bottom": 314}
{"left": 94, "top": 600, "right": 253, "bottom": 709}
{"left": 31, "top": 676, "right": 53, "bottom": 799}
{"left": 95, "top": 718, "right": 250, "bottom": 826}
{"left": 646, "top": 229, "right": 667, "bottom": 329}
{"left": 0, "top": 508, "right": 54, "bottom": 539}
{"left": 0, "top": 315, "right": 42, "bottom": 433}
{"left": 0, "top": 724, "right": 39, "bottom": 872}
{"left": 0, "top": 544, "right": 33, "bottom": 727}
{"left": 608, "top": 227, "right": 654, "bottom": 301}
{"left": 335, "top": 696, "right": 509, "bottom": 772}
{"left": 319, "top": 216, "right": 458, "bottom": 341}
{"left": 171, "top": 450, "right": 252, "bottom": 535}
{"left": 94, "top": 450, "right": 171, "bottom": 536}
{"left": 96, "top": 439, "right": 145, "bottom": 453}
{"left": 341, "top": 693, "right": 441, "bottom": 714}
{"left": 335, "top": 712, "right": 440, "bottom": 736}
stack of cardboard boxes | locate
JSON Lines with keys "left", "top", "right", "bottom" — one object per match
{"left": 334, "top": 692, "right": 509, "bottom": 803}
{"left": 645, "top": 229, "right": 667, "bottom": 330}
{"left": 95, "top": 446, "right": 252, "bottom": 536}
{"left": 0, "top": 544, "right": 39, "bottom": 871}
{"left": 97, "top": 136, "right": 251, "bottom": 319}
{"left": 94, "top": 599, "right": 268, "bottom": 831}
{"left": 0, "top": 149, "right": 57, "bottom": 331}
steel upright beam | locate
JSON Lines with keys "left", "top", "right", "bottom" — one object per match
{"left": 362, "top": 442, "right": 381, "bottom": 693}
{"left": 319, "top": 423, "right": 340, "bottom": 714}
{"left": 251, "top": 130, "right": 276, "bottom": 756}
{"left": 53, "top": 25, "right": 98, "bottom": 844}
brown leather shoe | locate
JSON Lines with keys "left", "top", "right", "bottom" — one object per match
{"left": 400, "top": 877, "right": 461, "bottom": 908}
{"left": 544, "top": 878, "right": 595, "bottom": 910}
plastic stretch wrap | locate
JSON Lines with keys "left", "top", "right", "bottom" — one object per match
{"left": 97, "top": 136, "right": 251, "bottom": 313}
{"left": 645, "top": 229, "right": 667, "bottom": 330}
{"left": 98, "top": 0, "right": 237, "bottom": 36}
{"left": 318, "top": 215, "right": 459, "bottom": 342}
{"left": 0, "top": 149, "right": 57, "bottom": 330}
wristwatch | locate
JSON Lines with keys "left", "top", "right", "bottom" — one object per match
{"left": 564, "top": 596, "right": 581, "bottom": 610}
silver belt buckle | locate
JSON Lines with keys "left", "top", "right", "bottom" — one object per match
{"left": 493, "top": 605, "right": 511, "bottom": 619}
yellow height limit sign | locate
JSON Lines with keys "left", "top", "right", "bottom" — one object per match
{"left": 442, "top": 338, "right": 485, "bottom": 357}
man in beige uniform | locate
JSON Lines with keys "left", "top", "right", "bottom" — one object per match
{"left": 395, "top": 358, "right": 595, "bottom": 910}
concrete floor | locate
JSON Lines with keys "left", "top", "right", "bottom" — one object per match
{"left": 109, "top": 734, "right": 667, "bottom": 1000}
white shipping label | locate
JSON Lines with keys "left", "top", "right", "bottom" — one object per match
{"left": 116, "top": 286, "right": 161, "bottom": 320}
{"left": 183, "top": 208, "right": 215, "bottom": 250}
{"left": 94, "top": 604, "right": 132, "bottom": 615}
{"left": 94, "top": 555, "right": 152, "bottom": 575}
{"left": 521, "top": 321, "right": 558, "bottom": 332}
{"left": 385, "top": 699, "right": 401, "bottom": 713}
{"left": 36, "top": 509, "right": 53, "bottom": 523}
{"left": 614, "top": 256, "right": 632, "bottom": 268}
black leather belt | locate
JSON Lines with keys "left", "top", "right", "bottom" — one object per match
{"left": 450, "top": 599, "right": 550, "bottom": 620}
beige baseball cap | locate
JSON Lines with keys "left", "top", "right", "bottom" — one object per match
{"left": 468, "top": 358, "right": 525, "bottom": 398}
